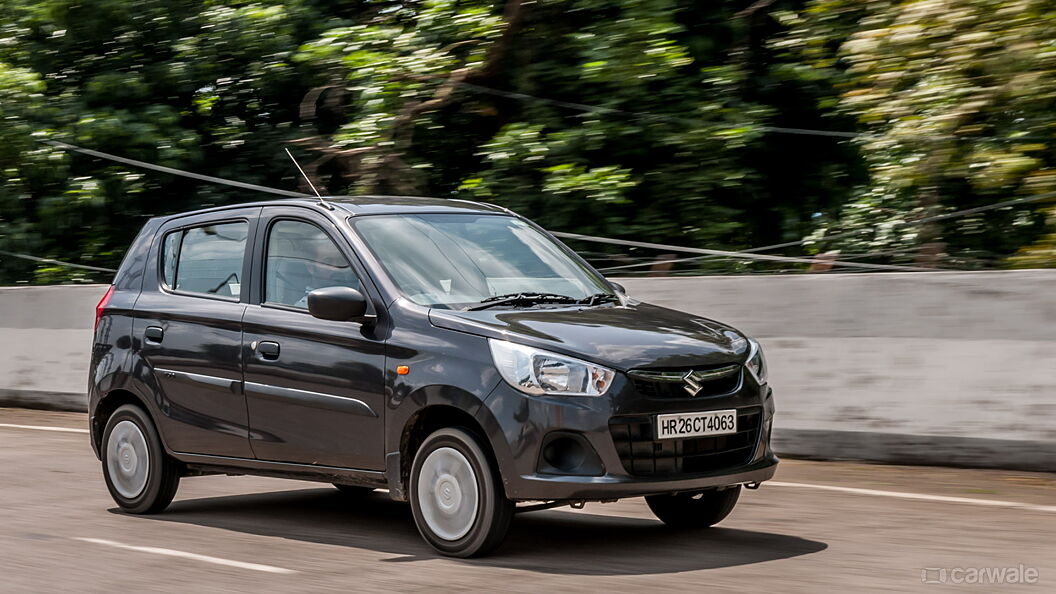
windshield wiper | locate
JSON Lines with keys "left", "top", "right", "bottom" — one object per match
{"left": 577, "top": 292, "right": 620, "bottom": 306}
{"left": 464, "top": 292, "right": 620, "bottom": 311}
{"left": 465, "top": 292, "right": 580, "bottom": 311}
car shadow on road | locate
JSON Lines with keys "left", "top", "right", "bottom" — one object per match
{"left": 113, "top": 488, "right": 827, "bottom": 575}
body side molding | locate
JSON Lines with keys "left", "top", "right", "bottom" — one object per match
{"left": 244, "top": 381, "right": 378, "bottom": 418}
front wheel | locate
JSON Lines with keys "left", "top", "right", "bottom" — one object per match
{"left": 101, "top": 404, "right": 180, "bottom": 514}
{"left": 409, "top": 428, "right": 513, "bottom": 557}
{"left": 645, "top": 485, "right": 741, "bottom": 528}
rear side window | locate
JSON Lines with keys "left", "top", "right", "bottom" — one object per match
{"left": 265, "top": 220, "right": 360, "bottom": 309}
{"left": 162, "top": 221, "right": 248, "bottom": 299}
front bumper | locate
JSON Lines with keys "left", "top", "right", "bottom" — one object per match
{"left": 479, "top": 374, "right": 778, "bottom": 501}
{"left": 505, "top": 456, "right": 777, "bottom": 500}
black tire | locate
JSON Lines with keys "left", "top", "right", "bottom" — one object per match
{"left": 645, "top": 486, "right": 741, "bottom": 528}
{"left": 333, "top": 483, "right": 375, "bottom": 496}
{"left": 101, "top": 404, "right": 180, "bottom": 514}
{"left": 409, "top": 427, "right": 513, "bottom": 558}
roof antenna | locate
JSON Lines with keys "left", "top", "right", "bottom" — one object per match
{"left": 285, "top": 147, "right": 333, "bottom": 210}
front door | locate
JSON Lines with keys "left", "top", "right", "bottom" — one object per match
{"left": 242, "top": 209, "right": 386, "bottom": 470}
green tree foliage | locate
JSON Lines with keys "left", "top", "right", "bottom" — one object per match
{"left": 0, "top": 0, "right": 326, "bottom": 282}
{"left": 777, "top": 0, "right": 1056, "bottom": 267}
{"left": 1, "top": 0, "right": 1054, "bottom": 283}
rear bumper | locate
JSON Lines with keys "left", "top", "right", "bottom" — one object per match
{"left": 479, "top": 375, "right": 778, "bottom": 501}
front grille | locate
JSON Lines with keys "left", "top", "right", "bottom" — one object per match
{"left": 610, "top": 407, "right": 761, "bottom": 477}
{"left": 630, "top": 365, "right": 742, "bottom": 399}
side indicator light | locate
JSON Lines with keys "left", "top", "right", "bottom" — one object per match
{"left": 396, "top": 365, "right": 410, "bottom": 375}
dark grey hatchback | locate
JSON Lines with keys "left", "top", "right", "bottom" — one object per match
{"left": 89, "top": 196, "right": 777, "bottom": 557}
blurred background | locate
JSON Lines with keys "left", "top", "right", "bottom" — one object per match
{"left": 2, "top": 0, "right": 1056, "bottom": 282}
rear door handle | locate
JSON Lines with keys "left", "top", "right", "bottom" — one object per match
{"left": 145, "top": 326, "right": 164, "bottom": 343}
{"left": 256, "top": 341, "right": 280, "bottom": 360}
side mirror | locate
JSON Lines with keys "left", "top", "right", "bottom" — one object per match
{"left": 609, "top": 281, "right": 626, "bottom": 294}
{"left": 307, "top": 286, "right": 369, "bottom": 322}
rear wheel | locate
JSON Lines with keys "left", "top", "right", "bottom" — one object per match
{"left": 645, "top": 486, "right": 741, "bottom": 528}
{"left": 101, "top": 404, "right": 180, "bottom": 514}
{"left": 409, "top": 428, "right": 513, "bottom": 557}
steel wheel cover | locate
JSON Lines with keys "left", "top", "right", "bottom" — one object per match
{"left": 106, "top": 420, "right": 150, "bottom": 499}
{"left": 417, "top": 447, "right": 479, "bottom": 541}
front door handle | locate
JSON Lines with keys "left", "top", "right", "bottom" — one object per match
{"left": 144, "top": 326, "right": 164, "bottom": 343}
{"left": 256, "top": 341, "right": 280, "bottom": 360}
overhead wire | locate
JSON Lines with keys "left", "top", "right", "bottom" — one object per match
{"left": 15, "top": 138, "right": 1053, "bottom": 275}
{"left": 28, "top": 138, "right": 936, "bottom": 273}
{"left": 457, "top": 82, "right": 1052, "bottom": 142}
{"left": 1, "top": 140, "right": 311, "bottom": 275}
{"left": 39, "top": 140, "right": 310, "bottom": 198}
{"left": 0, "top": 249, "right": 117, "bottom": 273}
{"left": 457, "top": 82, "right": 865, "bottom": 139}
{"left": 454, "top": 82, "right": 1055, "bottom": 271}
{"left": 591, "top": 191, "right": 1056, "bottom": 272}
{"left": 550, "top": 231, "right": 934, "bottom": 272}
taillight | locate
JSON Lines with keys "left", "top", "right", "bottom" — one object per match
{"left": 95, "top": 285, "right": 115, "bottom": 331}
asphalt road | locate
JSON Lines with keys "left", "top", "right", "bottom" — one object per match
{"left": 2, "top": 408, "right": 1053, "bottom": 592}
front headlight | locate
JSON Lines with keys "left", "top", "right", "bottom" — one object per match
{"left": 746, "top": 338, "right": 768, "bottom": 384}
{"left": 488, "top": 339, "right": 615, "bottom": 396}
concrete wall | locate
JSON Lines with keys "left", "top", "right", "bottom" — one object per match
{"left": 1, "top": 272, "right": 1053, "bottom": 470}
{"left": 0, "top": 285, "right": 104, "bottom": 412}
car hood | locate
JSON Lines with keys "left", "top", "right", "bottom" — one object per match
{"left": 427, "top": 301, "right": 747, "bottom": 371}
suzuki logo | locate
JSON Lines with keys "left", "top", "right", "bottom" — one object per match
{"left": 682, "top": 365, "right": 740, "bottom": 396}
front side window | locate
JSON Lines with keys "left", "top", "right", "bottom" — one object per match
{"left": 162, "top": 221, "right": 247, "bottom": 299}
{"left": 351, "top": 214, "right": 611, "bottom": 309}
{"left": 265, "top": 219, "right": 360, "bottom": 309}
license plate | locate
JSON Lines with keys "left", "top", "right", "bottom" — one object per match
{"left": 656, "top": 409, "right": 737, "bottom": 440}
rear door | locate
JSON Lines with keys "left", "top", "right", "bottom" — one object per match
{"left": 133, "top": 208, "right": 259, "bottom": 458}
{"left": 242, "top": 207, "right": 386, "bottom": 470}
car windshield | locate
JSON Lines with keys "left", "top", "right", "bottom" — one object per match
{"left": 350, "top": 213, "right": 613, "bottom": 309}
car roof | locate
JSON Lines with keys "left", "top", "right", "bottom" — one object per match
{"left": 328, "top": 195, "right": 509, "bottom": 216}
{"left": 156, "top": 195, "right": 509, "bottom": 221}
